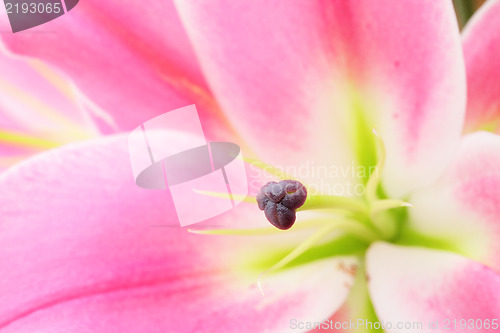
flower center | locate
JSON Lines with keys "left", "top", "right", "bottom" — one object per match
{"left": 190, "top": 130, "right": 413, "bottom": 293}
{"left": 254, "top": 129, "right": 412, "bottom": 240}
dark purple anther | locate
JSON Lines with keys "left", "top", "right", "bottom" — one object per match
{"left": 256, "top": 180, "right": 307, "bottom": 230}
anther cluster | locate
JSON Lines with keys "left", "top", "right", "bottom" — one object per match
{"left": 256, "top": 180, "right": 307, "bottom": 230}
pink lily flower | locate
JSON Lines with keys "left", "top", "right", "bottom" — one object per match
{"left": 1, "top": 0, "right": 500, "bottom": 332}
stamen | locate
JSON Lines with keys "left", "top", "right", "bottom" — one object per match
{"left": 243, "top": 156, "right": 294, "bottom": 180}
{"left": 257, "top": 223, "right": 339, "bottom": 295}
{"left": 193, "top": 190, "right": 255, "bottom": 204}
{"left": 257, "top": 218, "right": 379, "bottom": 295}
{"left": 368, "top": 199, "right": 413, "bottom": 240}
{"left": 370, "top": 199, "right": 414, "bottom": 216}
{"left": 187, "top": 218, "right": 335, "bottom": 236}
{"left": 365, "top": 129, "right": 386, "bottom": 202}
{"left": 188, "top": 226, "right": 283, "bottom": 236}
{"left": 298, "top": 194, "right": 367, "bottom": 214}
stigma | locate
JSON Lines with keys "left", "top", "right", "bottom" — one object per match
{"left": 256, "top": 180, "right": 307, "bottom": 230}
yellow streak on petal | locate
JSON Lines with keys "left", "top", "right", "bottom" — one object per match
{"left": 0, "top": 78, "right": 92, "bottom": 140}
{"left": 157, "top": 73, "right": 255, "bottom": 155}
{"left": 30, "top": 60, "right": 109, "bottom": 133}
{"left": 28, "top": 60, "right": 75, "bottom": 100}
{"left": 0, "top": 130, "right": 60, "bottom": 149}
{"left": 477, "top": 119, "right": 500, "bottom": 133}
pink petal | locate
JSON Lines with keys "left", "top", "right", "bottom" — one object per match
{"left": 174, "top": 0, "right": 466, "bottom": 197}
{"left": 0, "top": 135, "right": 354, "bottom": 332}
{"left": 408, "top": 132, "right": 500, "bottom": 272}
{"left": 463, "top": 0, "right": 500, "bottom": 133}
{"left": 309, "top": 263, "right": 379, "bottom": 333}
{"left": 0, "top": 50, "right": 98, "bottom": 172}
{"left": 367, "top": 243, "right": 500, "bottom": 333}
{"left": 0, "top": 1, "right": 230, "bottom": 140}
